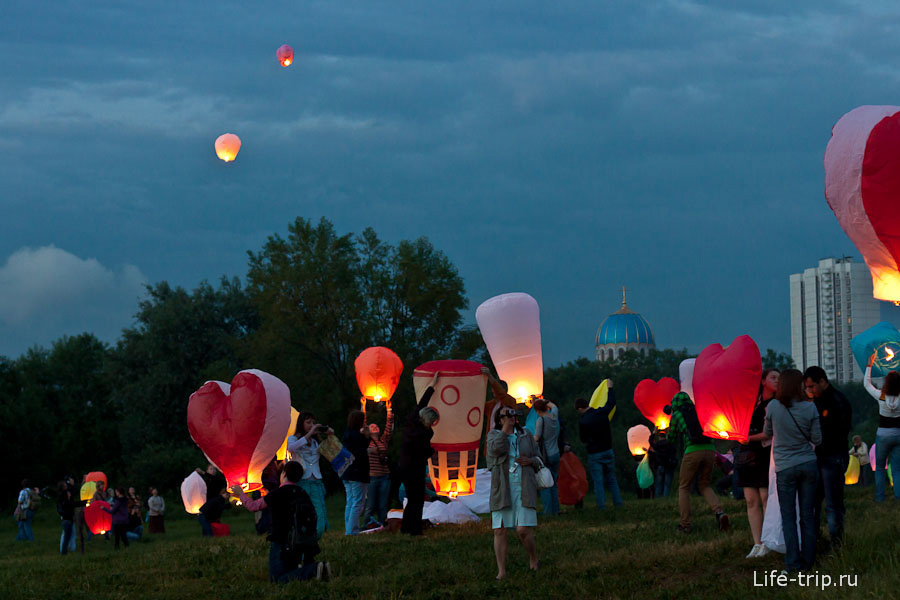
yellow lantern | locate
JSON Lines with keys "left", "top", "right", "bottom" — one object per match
{"left": 214, "top": 133, "right": 241, "bottom": 162}
{"left": 588, "top": 379, "right": 615, "bottom": 421}
{"left": 276, "top": 407, "right": 301, "bottom": 461}
{"left": 845, "top": 455, "right": 860, "bottom": 485}
{"left": 80, "top": 481, "right": 97, "bottom": 504}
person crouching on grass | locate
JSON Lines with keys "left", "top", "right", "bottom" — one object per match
{"left": 486, "top": 407, "right": 540, "bottom": 580}
{"left": 233, "top": 461, "right": 331, "bottom": 583}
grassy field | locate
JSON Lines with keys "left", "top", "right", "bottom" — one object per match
{"left": 2, "top": 486, "right": 897, "bottom": 600}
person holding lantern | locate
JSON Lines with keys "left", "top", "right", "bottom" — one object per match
{"left": 575, "top": 380, "right": 623, "bottom": 509}
{"left": 287, "top": 412, "right": 333, "bottom": 540}
{"left": 364, "top": 402, "right": 394, "bottom": 527}
{"left": 483, "top": 368, "right": 519, "bottom": 429}
{"left": 864, "top": 352, "right": 900, "bottom": 501}
{"left": 102, "top": 488, "right": 130, "bottom": 549}
{"left": 487, "top": 407, "right": 541, "bottom": 579}
{"left": 398, "top": 371, "right": 441, "bottom": 536}
{"left": 532, "top": 398, "right": 561, "bottom": 515}
{"left": 848, "top": 436, "right": 870, "bottom": 486}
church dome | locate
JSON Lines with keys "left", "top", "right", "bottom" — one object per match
{"left": 595, "top": 289, "right": 655, "bottom": 360}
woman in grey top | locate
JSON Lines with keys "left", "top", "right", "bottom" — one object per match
{"left": 147, "top": 487, "right": 165, "bottom": 534}
{"left": 533, "top": 399, "right": 560, "bottom": 516}
{"left": 763, "top": 369, "right": 822, "bottom": 573}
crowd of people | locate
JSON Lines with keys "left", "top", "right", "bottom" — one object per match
{"left": 13, "top": 354, "right": 900, "bottom": 583}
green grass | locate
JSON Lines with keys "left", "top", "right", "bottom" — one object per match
{"left": 2, "top": 487, "right": 897, "bottom": 600}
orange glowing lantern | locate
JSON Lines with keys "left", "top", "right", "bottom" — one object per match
{"left": 276, "top": 44, "right": 294, "bottom": 67}
{"left": 85, "top": 471, "right": 107, "bottom": 488}
{"left": 414, "top": 360, "right": 487, "bottom": 498}
{"left": 84, "top": 501, "right": 112, "bottom": 535}
{"left": 355, "top": 346, "right": 403, "bottom": 403}
{"left": 627, "top": 425, "right": 651, "bottom": 456}
{"left": 633, "top": 377, "right": 679, "bottom": 430}
{"left": 214, "top": 133, "right": 241, "bottom": 162}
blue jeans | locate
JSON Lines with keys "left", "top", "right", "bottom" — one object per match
{"left": 197, "top": 513, "right": 213, "bottom": 537}
{"left": 267, "top": 542, "right": 318, "bottom": 583}
{"left": 588, "top": 450, "right": 623, "bottom": 509}
{"left": 363, "top": 475, "right": 391, "bottom": 524}
{"left": 875, "top": 433, "right": 900, "bottom": 501}
{"left": 126, "top": 525, "right": 143, "bottom": 542}
{"left": 540, "top": 453, "right": 561, "bottom": 515}
{"left": 16, "top": 509, "right": 34, "bottom": 541}
{"left": 815, "top": 453, "right": 847, "bottom": 546}
{"left": 60, "top": 520, "right": 74, "bottom": 554}
{"left": 655, "top": 465, "right": 675, "bottom": 498}
{"left": 343, "top": 481, "right": 368, "bottom": 535}
{"left": 298, "top": 479, "right": 328, "bottom": 539}
{"left": 777, "top": 460, "right": 819, "bottom": 572}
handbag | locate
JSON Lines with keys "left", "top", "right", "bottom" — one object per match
{"left": 534, "top": 457, "right": 554, "bottom": 490}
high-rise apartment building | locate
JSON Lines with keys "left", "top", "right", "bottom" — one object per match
{"left": 790, "top": 257, "right": 882, "bottom": 383}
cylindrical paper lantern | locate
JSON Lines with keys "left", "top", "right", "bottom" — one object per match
{"left": 187, "top": 369, "right": 291, "bottom": 492}
{"left": 413, "top": 360, "right": 486, "bottom": 498}
{"left": 679, "top": 359, "right": 696, "bottom": 402}
{"left": 215, "top": 133, "right": 241, "bottom": 162}
{"left": 355, "top": 346, "right": 403, "bottom": 402}
{"left": 634, "top": 377, "right": 680, "bottom": 429}
{"left": 627, "top": 425, "right": 651, "bottom": 456}
{"left": 84, "top": 501, "right": 112, "bottom": 535}
{"left": 845, "top": 455, "right": 860, "bottom": 485}
{"left": 276, "top": 44, "right": 294, "bottom": 67}
{"left": 275, "top": 407, "right": 301, "bottom": 461}
{"left": 692, "top": 335, "right": 762, "bottom": 443}
{"left": 181, "top": 471, "right": 208, "bottom": 514}
{"left": 475, "top": 293, "right": 543, "bottom": 404}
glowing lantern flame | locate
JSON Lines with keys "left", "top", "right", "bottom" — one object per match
{"left": 633, "top": 377, "right": 679, "bottom": 432}
{"left": 693, "top": 335, "right": 761, "bottom": 444}
{"left": 476, "top": 293, "right": 543, "bottom": 404}
{"left": 656, "top": 417, "right": 670, "bottom": 430}
{"left": 276, "top": 44, "right": 294, "bottom": 67}
{"left": 214, "top": 133, "right": 241, "bottom": 162}
{"left": 886, "top": 347, "right": 896, "bottom": 361}
{"left": 627, "top": 425, "right": 651, "bottom": 457}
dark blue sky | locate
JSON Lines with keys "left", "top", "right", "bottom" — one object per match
{"left": 2, "top": 1, "right": 899, "bottom": 363}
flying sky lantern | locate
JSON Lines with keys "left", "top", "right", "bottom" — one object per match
{"left": 825, "top": 105, "right": 900, "bottom": 304}
{"left": 414, "top": 360, "right": 487, "bottom": 498}
{"left": 679, "top": 358, "right": 696, "bottom": 402}
{"left": 692, "top": 335, "right": 762, "bottom": 443}
{"left": 84, "top": 501, "right": 112, "bottom": 535}
{"left": 626, "top": 424, "right": 651, "bottom": 456}
{"left": 355, "top": 346, "right": 404, "bottom": 407}
{"left": 187, "top": 369, "right": 291, "bottom": 492}
{"left": 214, "top": 133, "right": 241, "bottom": 162}
{"left": 633, "top": 377, "right": 679, "bottom": 430}
{"left": 276, "top": 44, "right": 294, "bottom": 67}
{"left": 850, "top": 321, "right": 900, "bottom": 377}
{"left": 181, "top": 471, "right": 208, "bottom": 515}
{"left": 275, "top": 407, "right": 300, "bottom": 462}
{"left": 476, "top": 293, "right": 543, "bottom": 406}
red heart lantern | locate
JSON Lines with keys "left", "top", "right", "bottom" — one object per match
{"left": 355, "top": 346, "right": 403, "bottom": 402}
{"left": 187, "top": 369, "right": 291, "bottom": 493}
{"left": 633, "top": 377, "right": 680, "bottom": 429}
{"left": 84, "top": 501, "right": 112, "bottom": 535}
{"left": 693, "top": 335, "right": 762, "bottom": 443}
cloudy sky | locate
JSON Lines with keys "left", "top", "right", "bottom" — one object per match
{"left": 2, "top": 1, "right": 900, "bottom": 363}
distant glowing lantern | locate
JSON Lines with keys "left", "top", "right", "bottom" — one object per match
{"left": 825, "top": 105, "right": 900, "bottom": 304}
{"left": 187, "top": 369, "right": 291, "bottom": 493}
{"left": 627, "top": 425, "right": 651, "bottom": 456}
{"left": 414, "top": 360, "right": 486, "bottom": 498}
{"left": 276, "top": 44, "right": 294, "bottom": 67}
{"left": 275, "top": 407, "right": 301, "bottom": 462}
{"left": 634, "top": 377, "right": 679, "bottom": 430}
{"left": 845, "top": 455, "right": 860, "bottom": 485}
{"left": 181, "top": 471, "right": 208, "bottom": 515}
{"left": 214, "top": 133, "right": 241, "bottom": 162}
{"left": 476, "top": 293, "right": 543, "bottom": 405}
{"left": 355, "top": 346, "right": 404, "bottom": 403}
{"left": 84, "top": 501, "right": 112, "bottom": 535}
{"left": 80, "top": 481, "right": 97, "bottom": 503}
{"left": 692, "top": 335, "right": 762, "bottom": 443}
{"left": 679, "top": 359, "right": 696, "bottom": 402}
{"left": 850, "top": 321, "right": 900, "bottom": 377}
{"left": 588, "top": 379, "right": 615, "bottom": 420}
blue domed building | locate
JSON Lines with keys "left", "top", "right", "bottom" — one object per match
{"left": 595, "top": 288, "right": 656, "bottom": 360}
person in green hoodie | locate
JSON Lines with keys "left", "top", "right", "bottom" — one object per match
{"left": 666, "top": 392, "right": 729, "bottom": 534}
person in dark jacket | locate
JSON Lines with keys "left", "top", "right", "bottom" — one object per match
{"left": 102, "top": 488, "right": 130, "bottom": 549}
{"left": 341, "top": 410, "right": 371, "bottom": 535}
{"left": 575, "top": 380, "right": 622, "bottom": 509}
{"left": 649, "top": 429, "right": 677, "bottom": 498}
{"left": 397, "top": 371, "right": 441, "bottom": 535}
{"left": 803, "top": 366, "right": 852, "bottom": 550}
{"left": 196, "top": 465, "right": 227, "bottom": 536}
{"left": 56, "top": 480, "right": 77, "bottom": 555}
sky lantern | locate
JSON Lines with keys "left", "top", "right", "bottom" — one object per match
{"left": 80, "top": 481, "right": 96, "bottom": 503}
{"left": 214, "top": 133, "right": 241, "bottom": 162}
{"left": 413, "top": 360, "right": 486, "bottom": 498}
{"left": 85, "top": 471, "right": 107, "bottom": 488}
{"left": 679, "top": 359, "right": 696, "bottom": 401}
{"left": 476, "top": 293, "right": 543, "bottom": 405}
{"left": 275, "top": 407, "right": 301, "bottom": 462}
{"left": 181, "top": 471, "right": 208, "bottom": 515}
{"left": 634, "top": 377, "right": 679, "bottom": 429}
{"left": 187, "top": 369, "right": 291, "bottom": 492}
{"left": 627, "top": 424, "right": 651, "bottom": 456}
{"left": 355, "top": 346, "right": 403, "bottom": 404}
{"left": 845, "top": 455, "right": 860, "bottom": 485}
{"left": 557, "top": 452, "right": 588, "bottom": 505}
{"left": 692, "top": 335, "right": 762, "bottom": 443}
{"left": 850, "top": 321, "right": 900, "bottom": 378}
{"left": 588, "top": 379, "right": 615, "bottom": 420}
{"left": 825, "top": 105, "right": 900, "bottom": 304}
{"left": 276, "top": 44, "right": 294, "bottom": 67}
{"left": 869, "top": 443, "right": 895, "bottom": 486}
{"left": 84, "top": 501, "right": 112, "bottom": 535}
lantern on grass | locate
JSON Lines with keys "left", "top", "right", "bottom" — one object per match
{"left": 845, "top": 455, "right": 860, "bottom": 485}
{"left": 679, "top": 359, "right": 696, "bottom": 401}
{"left": 825, "top": 105, "right": 900, "bottom": 304}
{"left": 181, "top": 471, "right": 208, "bottom": 514}
{"left": 355, "top": 346, "right": 403, "bottom": 404}
{"left": 634, "top": 377, "right": 679, "bottom": 429}
{"left": 275, "top": 407, "right": 301, "bottom": 461}
{"left": 476, "top": 293, "right": 543, "bottom": 405}
{"left": 276, "top": 44, "right": 293, "bottom": 67}
{"left": 80, "top": 481, "right": 97, "bottom": 503}
{"left": 850, "top": 322, "right": 900, "bottom": 377}
{"left": 187, "top": 369, "right": 291, "bottom": 492}
{"left": 693, "top": 335, "right": 762, "bottom": 443}
{"left": 214, "top": 133, "right": 241, "bottom": 162}
{"left": 414, "top": 360, "right": 486, "bottom": 498}
{"left": 627, "top": 425, "right": 651, "bottom": 456}
{"left": 84, "top": 501, "right": 112, "bottom": 535}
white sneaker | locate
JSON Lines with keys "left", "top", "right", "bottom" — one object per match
{"left": 746, "top": 544, "right": 762, "bottom": 558}
{"left": 755, "top": 544, "right": 771, "bottom": 557}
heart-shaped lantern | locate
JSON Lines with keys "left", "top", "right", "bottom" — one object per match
{"left": 626, "top": 424, "right": 651, "bottom": 456}
{"left": 84, "top": 501, "right": 112, "bottom": 535}
{"left": 633, "top": 377, "right": 679, "bottom": 430}
{"left": 825, "top": 105, "right": 900, "bottom": 303}
{"left": 692, "top": 335, "right": 761, "bottom": 443}
{"left": 187, "top": 369, "right": 291, "bottom": 492}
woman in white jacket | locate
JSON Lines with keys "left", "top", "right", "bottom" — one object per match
{"left": 865, "top": 352, "right": 900, "bottom": 501}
